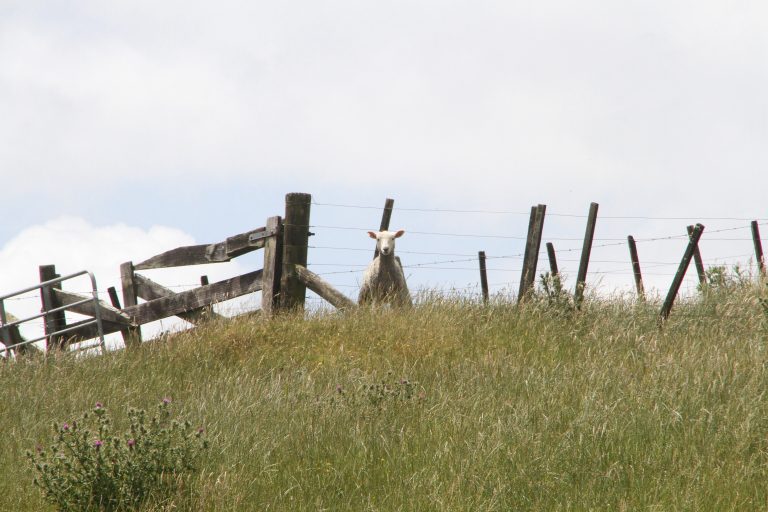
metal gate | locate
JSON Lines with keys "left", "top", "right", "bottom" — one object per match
{"left": 0, "top": 270, "right": 105, "bottom": 356}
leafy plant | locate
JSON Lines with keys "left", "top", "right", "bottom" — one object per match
{"left": 27, "top": 399, "right": 207, "bottom": 511}
{"left": 701, "top": 264, "right": 752, "bottom": 294}
{"left": 537, "top": 272, "right": 574, "bottom": 313}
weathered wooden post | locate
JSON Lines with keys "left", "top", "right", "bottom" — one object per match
{"left": 106, "top": 286, "right": 132, "bottom": 345}
{"left": 517, "top": 207, "right": 536, "bottom": 300}
{"left": 293, "top": 265, "right": 356, "bottom": 310}
{"left": 751, "top": 221, "right": 765, "bottom": 278}
{"left": 478, "top": 251, "right": 489, "bottom": 304}
{"left": 660, "top": 223, "right": 705, "bottom": 322}
{"left": 518, "top": 204, "right": 546, "bottom": 302}
{"left": 627, "top": 235, "right": 645, "bottom": 301}
{"left": 546, "top": 242, "right": 559, "bottom": 276}
{"left": 280, "top": 193, "right": 312, "bottom": 311}
{"left": 197, "top": 276, "right": 215, "bottom": 318}
{"left": 374, "top": 198, "right": 395, "bottom": 259}
{"left": 39, "top": 265, "right": 66, "bottom": 350}
{"left": 574, "top": 202, "right": 599, "bottom": 307}
{"left": 687, "top": 225, "right": 707, "bottom": 287}
{"left": 107, "top": 286, "right": 121, "bottom": 308}
{"left": 120, "top": 261, "right": 142, "bottom": 347}
{"left": 262, "top": 215, "right": 283, "bottom": 316}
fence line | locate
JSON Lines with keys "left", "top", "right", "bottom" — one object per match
{"left": 3, "top": 192, "right": 766, "bottom": 358}
{"left": 309, "top": 201, "right": 768, "bottom": 222}
{"left": 305, "top": 223, "right": 760, "bottom": 244}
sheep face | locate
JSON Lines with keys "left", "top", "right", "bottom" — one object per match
{"left": 367, "top": 230, "right": 404, "bottom": 257}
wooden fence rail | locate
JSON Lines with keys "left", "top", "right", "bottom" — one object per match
{"left": 0, "top": 196, "right": 305, "bottom": 355}
{"left": 117, "top": 212, "right": 287, "bottom": 344}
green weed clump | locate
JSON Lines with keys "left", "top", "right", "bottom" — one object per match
{"left": 27, "top": 400, "right": 207, "bottom": 511}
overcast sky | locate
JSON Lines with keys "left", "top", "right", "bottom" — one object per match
{"left": 1, "top": 1, "right": 767, "bottom": 343}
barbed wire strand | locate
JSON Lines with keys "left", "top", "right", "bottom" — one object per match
{"left": 310, "top": 201, "right": 768, "bottom": 222}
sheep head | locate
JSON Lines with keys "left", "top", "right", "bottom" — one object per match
{"left": 368, "top": 230, "right": 404, "bottom": 257}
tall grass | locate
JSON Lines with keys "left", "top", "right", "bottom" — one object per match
{"left": 2, "top": 282, "right": 768, "bottom": 510}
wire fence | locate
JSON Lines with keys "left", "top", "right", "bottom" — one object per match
{"left": 1, "top": 198, "right": 765, "bottom": 346}
{"left": 310, "top": 201, "right": 768, "bottom": 222}
{"left": 300, "top": 200, "right": 767, "bottom": 303}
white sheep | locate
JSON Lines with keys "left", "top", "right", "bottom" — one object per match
{"left": 358, "top": 230, "right": 413, "bottom": 307}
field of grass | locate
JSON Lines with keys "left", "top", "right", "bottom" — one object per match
{"left": 2, "top": 284, "right": 768, "bottom": 510}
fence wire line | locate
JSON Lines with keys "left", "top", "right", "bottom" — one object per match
{"left": 304, "top": 223, "right": 758, "bottom": 244}
{"left": 310, "top": 254, "right": 756, "bottom": 271}
{"left": 311, "top": 245, "right": 756, "bottom": 267}
{"left": 314, "top": 263, "right": 693, "bottom": 277}
{"left": 310, "top": 201, "right": 768, "bottom": 222}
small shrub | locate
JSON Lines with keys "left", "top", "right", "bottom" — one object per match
{"left": 27, "top": 399, "right": 207, "bottom": 511}
{"left": 701, "top": 264, "right": 752, "bottom": 294}
{"left": 536, "top": 272, "right": 574, "bottom": 314}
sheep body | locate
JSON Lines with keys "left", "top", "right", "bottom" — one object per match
{"left": 358, "top": 230, "right": 412, "bottom": 307}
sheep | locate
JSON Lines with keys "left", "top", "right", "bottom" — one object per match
{"left": 358, "top": 230, "right": 413, "bottom": 307}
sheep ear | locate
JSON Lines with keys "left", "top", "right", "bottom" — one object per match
{"left": 367, "top": 231, "right": 378, "bottom": 239}
{"left": 393, "top": 230, "right": 405, "bottom": 238}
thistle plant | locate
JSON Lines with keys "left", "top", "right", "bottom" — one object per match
{"left": 330, "top": 371, "right": 423, "bottom": 412}
{"left": 27, "top": 399, "right": 207, "bottom": 511}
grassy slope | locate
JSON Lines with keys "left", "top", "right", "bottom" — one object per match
{"left": 2, "top": 289, "right": 768, "bottom": 511}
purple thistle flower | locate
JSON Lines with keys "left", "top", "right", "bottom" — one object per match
{"left": 162, "top": 397, "right": 171, "bottom": 405}
{"left": 62, "top": 423, "right": 69, "bottom": 431}
{"left": 127, "top": 439, "right": 135, "bottom": 448}
{"left": 336, "top": 385, "right": 343, "bottom": 394}
{"left": 94, "top": 440, "right": 103, "bottom": 449}
{"left": 197, "top": 427, "right": 205, "bottom": 434}
{"left": 94, "top": 402, "right": 103, "bottom": 409}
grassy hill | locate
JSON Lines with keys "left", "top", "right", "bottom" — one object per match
{"left": 2, "top": 285, "right": 768, "bottom": 511}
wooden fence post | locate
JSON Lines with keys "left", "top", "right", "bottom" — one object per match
{"left": 660, "top": 223, "right": 705, "bottom": 322}
{"left": 478, "top": 251, "right": 489, "bottom": 304}
{"left": 374, "top": 198, "right": 395, "bottom": 259}
{"left": 627, "top": 236, "right": 645, "bottom": 301}
{"left": 751, "top": 221, "right": 765, "bottom": 278}
{"left": 574, "top": 202, "right": 599, "bottom": 307}
{"left": 517, "top": 207, "right": 536, "bottom": 300}
{"left": 518, "top": 204, "right": 546, "bottom": 302}
{"left": 39, "top": 265, "right": 66, "bottom": 351}
{"left": 546, "top": 242, "right": 559, "bottom": 276}
{"left": 198, "top": 276, "right": 215, "bottom": 318}
{"left": 687, "top": 225, "right": 707, "bottom": 287}
{"left": 262, "top": 215, "right": 283, "bottom": 316}
{"left": 280, "top": 193, "right": 312, "bottom": 311}
{"left": 107, "top": 286, "right": 121, "bottom": 308}
{"left": 120, "top": 261, "right": 142, "bottom": 347}
{"left": 107, "top": 286, "right": 132, "bottom": 346}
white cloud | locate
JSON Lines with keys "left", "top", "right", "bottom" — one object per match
{"left": 0, "top": 217, "right": 253, "bottom": 350}
{"left": 1, "top": 0, "right": 766, "bottom": 214}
